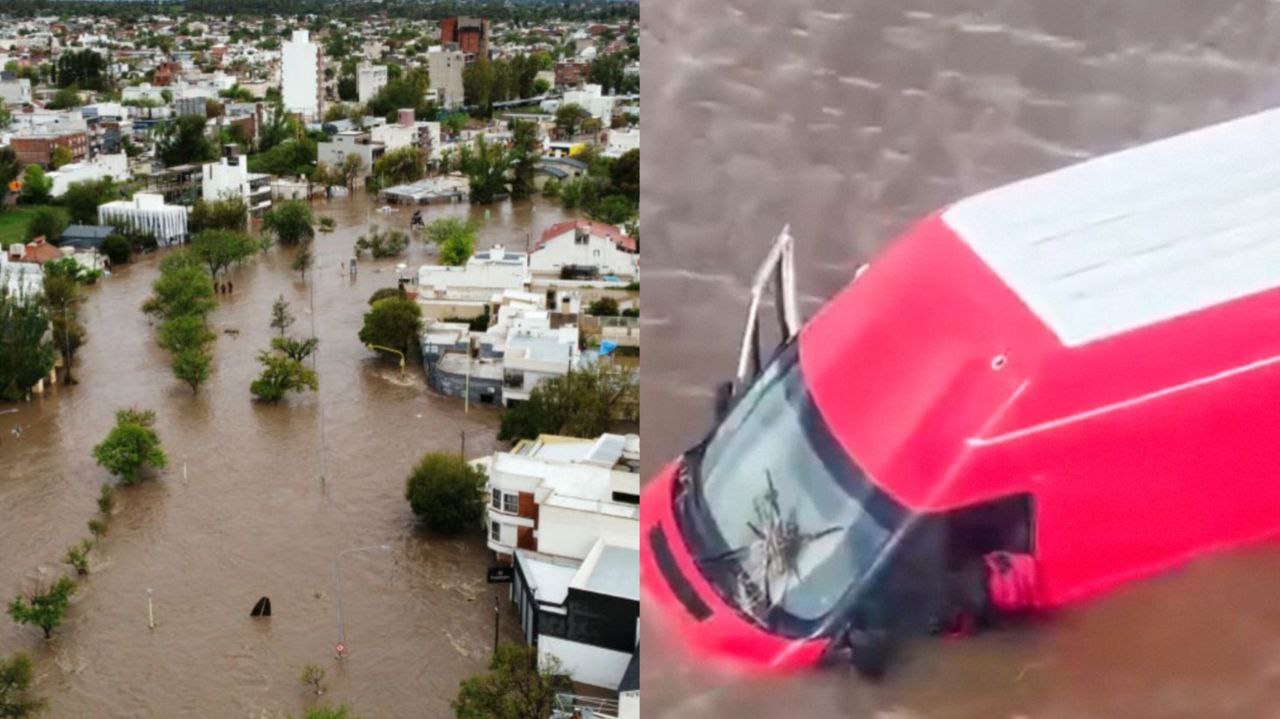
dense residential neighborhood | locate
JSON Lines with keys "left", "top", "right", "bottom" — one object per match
{"left": 0, "top": 1, "right": 639, "bottom": 717}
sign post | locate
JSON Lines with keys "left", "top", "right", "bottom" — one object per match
{"left": 486, "top": 566, "right": 514, "bottom": 584}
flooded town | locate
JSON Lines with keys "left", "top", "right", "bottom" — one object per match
{"left": 0, "top": 2, "right": 640, "bottom": 717}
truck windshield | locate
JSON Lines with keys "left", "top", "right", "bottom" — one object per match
{"left": 678, "top": 342, "right": 908, "bottom": 636}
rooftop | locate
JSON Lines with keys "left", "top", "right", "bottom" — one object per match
{"left": 572, "top": 539, "right": 639, "bottom": 602}
{"left": 537, "top": 219, "right": 637, "bottom": 254}
{"left": 943, "top": 106, "right": 1280, "bottom": 348}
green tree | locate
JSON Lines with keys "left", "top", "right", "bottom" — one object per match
{"left": 18, "top": 164, "right": 52, "bottom": 205}
{"left": 404, "top": 452, "right": 486, "bottom": 534}
{"left": 24, "top": 206, "right": 65, "bottom": 242}
{"left": 372, "top": 146, "right": 426, "bottom": 186}
{"left": 271, "top": 336, "right": 318, "bottom": 362}
{"left": 499, "top": 363, "right": 637, "bottom": 442}
{"left": 262, "top": 200, "right": 314, "bottom": 245}
{"left": 358, "top": 297, "right": 423, "bottom": 359}
{"left": 50, "top": 145, "right": 74, "bottom": 169}
{"left": 250, "top": 351, "right": 318, "bottom": 402}
{"left": 270, "top": 294, "right": 294, "bottom": 337}
{"left": 45, "top": 86, "right": 82, "bottom": 110}
{"left": 300, "top": 664, "right": 326, "bottom": 695}
{"left": 144, "top": 263, "right": 216, "bottom": 320}
{"left": 462, "top": 57, "right": 495, "bottom": 115}
{"left": 587, "top": 195, "right": 635, "bottom": 225}
{"left": 452, "top": 643, "right": 570, "bottom": 719}
{"left": 172, "top": 347, "right": 212, "bottom": 394}
{"left": 188, "top": 197, "right": 249, "bottom": 233}
{"left": 586, "top": 297, "right": 620, "bottom": 316}
{"left": 292, "top": 241, "right": 314, "bottom": 279}
{"left": 509, "top": 119, "right": 541, "bottom": 200}
{"left": 8, "top": 577, "right": 77, "bottom": 640}
{"left": 190, "top": 229, "right": 257, "bottom": 278}
{"left": 353, "top": 225, "right": 409, "bottom": 258}
{"left": 459, "top": 135, "right": 512, "bottom": 204}
{"left": 157, "top": 314, "right": 215, "bottom": 354}
{"left": 54, "top": 48, "right": 110, "bottom": 91}
{"left": 339, "top": 153, "right": 365, "bottom": 191}
{"left": 44, "top": 271, "right": 85, "bottom": 384}
{"left": 247, "top": 138, "right": 317, "bottom": 177}
{"left": 553, "top": 103, "right": 591, "bottom": 139}
{"left": 0, "top": 287, "right": 55, "bottom": 402}
{"left": 610, "top": 148, "right": 639, "bottom": 204}
{"left": 61, "top": 177, "right": 119, "bottom": 225}
{"left": 301, "top": 706, "right": 358, "bottom": 719}
{"left": 0, "top": 652, "right": 45, "bottom": 717}
{"left": 158, "top": 114, "right": 216, "bottom": 167}
{"left": 92, "top": 408, "right": 167, "bottom": 484}
{"left": 439, "top": 232, "right": 473, "bottom": 266}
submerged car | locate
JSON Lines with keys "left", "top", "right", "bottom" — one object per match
{"left": 641, "top": 107, "right": 1280, "bottom": 676}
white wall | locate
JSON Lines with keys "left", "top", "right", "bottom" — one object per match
{"left": 530, "top": 231, "right": 639, "bottom": 280}
{"left": 537, "top": 505, "right": 638, "bottom": 560}
{"left": 619, "top": 692, "right": 639, "bottom": 719}
{"left": 357, "top": 64, "right": 387, "bottom": 104}
{"left": 538, "top": 636, "right": 632, "bottom": 690}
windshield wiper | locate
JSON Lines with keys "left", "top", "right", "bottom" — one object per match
{"left": 697, "top": 470, "right": 844, "bottom": 613}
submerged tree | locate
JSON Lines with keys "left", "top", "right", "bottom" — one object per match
{"left": 8, "top": 577, "right": 76, "bottom": 639}
{"left": 0, "top": 287, "right": 55, "bottom": 402}
{"left": 262, "top": 200, "right": 315, "bottom": 246}
{"left": 0, "top": 652, "right": 45, "bottom": 717}
{"left": 92, "top": 408, "right": 167, "bottom": 484}
{"left": 250, "top": 351, "right": 318, "bottom": 403}
{"left": 499, "top": 363, "right": 637, "bottom": 442}
{"left": 270, "top": 295, "right": 295, "bottom": 337}
{"left": 404, "top": 452, "right": 487, "bottom": 534}
{"left": 453, "top": 643, "right": 570, "bottom": 719}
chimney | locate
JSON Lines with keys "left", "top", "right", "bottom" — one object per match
{"left": 398, "top": 108, "right": 414, "bottom": 127}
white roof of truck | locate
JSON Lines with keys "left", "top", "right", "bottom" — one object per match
{"left": 943, "top": 107, "right": 1280, "bottom": 347}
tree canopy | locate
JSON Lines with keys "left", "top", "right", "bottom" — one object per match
{"left": 453, "top": 643, "right": 570, "bottom": 719}
{"left": 92, "top": 408, "right": 167, "bottom": 484}
{"left": 404, "top": 452, "right": 487, "bottom": 534}
{"left": 358, "top": 297, "right": 422, "bottom": 359}
{"left": 191, "top": 229, "right": 257, "bottom": 278}
{"left": 262, "top": 200, "right": 315, "bottom": 245}
{"left": 158, "top": 114, "right": 217, "bottom": 167}
{"left": 0, "top": 286, "right": 55, "bottom": 402}
{"left": 499, "top": 363, "right": 637, "bottom": 441}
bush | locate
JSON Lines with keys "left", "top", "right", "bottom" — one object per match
{"left": 188, "top": 197, "right": 248, "bottom": 233}
{"left": 250, "top": 351, "right": 318, "bottom": 402}
{"left": 18, "top": 166, "right": 52, "bottom": 205}
{"left": 101, "top": 234, "right": 132, "bottom": 264}
{"left": 0, "top": 652, "right": 45, "bottom": 717}
{"left": 404, "top": 452, "right": 486, "bottom": 533}
{"left": 353, "top": 225, "right": 409, "bottom": 258}
{"left": 64, "top": 539, "right": 92, "bottom": 575}
{"left": 91, "top": 408, "right": 167, "bottom": 484}
{"left": 24, "top": 206, "right": 66, "bottom": 242}
{"left": 499, "top": 363, "right": 637, "bottom": 441}
{"left": 586, "top": 297, "right": 620, "bottom": 316}
{"left": 367, "top": 287, "right": 404, "bottom": 305}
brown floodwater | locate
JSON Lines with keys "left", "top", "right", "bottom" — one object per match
{"left": 0, "top": 193, "right": 577, "bottom": 717}
{"left": 641, "top": 1, "right": 1280, "bottom": 716}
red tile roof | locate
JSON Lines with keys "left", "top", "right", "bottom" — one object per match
{"left": 536, "top": 220, "right": 637, "bottom": 254}
{"left": 23, "top": 237, "right": 63, "bottom": 264}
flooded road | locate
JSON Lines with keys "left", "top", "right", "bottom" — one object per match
{"left": 0, "top": 193, "right": 577, "bottom": 716}
{"left": 641, "top": 1, "right": 1280, "bottom": 716}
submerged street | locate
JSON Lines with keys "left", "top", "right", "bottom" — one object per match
{"left": 0, "top": 193, "right": 576, "bottom": 716}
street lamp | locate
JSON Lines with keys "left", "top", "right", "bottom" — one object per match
{"left": 334, "top": 543, "right": 392, "bottom": 658}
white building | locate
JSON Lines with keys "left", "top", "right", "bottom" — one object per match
{"left": 356, "top": 63, "right": 387, "bottom": 104}
{"left": 530, "top": 220, "right": 639, "bottom": 281}
{"left": 281, "top": 29, "right": 322, "bottom": 121}
{"left": 485, "top": 433, "right": 640, "bottom": 692}
{"left": 317, "top": 130, "right": 384, "bottom": 173}
{"left": 0, "top": 254, "right": 43, "bottom": 296}
{"left": 201, "top": 153, "right": 272, "bottom": 216}
{"left": 47, "top": 152, "right": 129, "bottom": 197}
{"left": 426, "top": 47, "right": 465, "bottom": 109}
{"left": 369, "top": 109, "right": 419, "bottom": 153}
{"left": 121, "top": 83, "right": 168, "bottom": 105}
{"left": 603, "top": 128, "right": 639, "bottom": 159}
{"left": 417, "top": 245, "right": 529, "bottom": 301}
{"left": 0, "top": 75, "right": 32, "bottom": 106}
{"left": 495, "top": 310, "right": 580, "bottom": 407}
{"left": 562, "top": 83, "right": 615, "bottom": 120}
{"left": 98, "top": 193, "right": 189, "bottom": 245}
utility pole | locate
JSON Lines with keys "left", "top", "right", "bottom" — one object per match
{"left": 460, "top": 429, "right": 466, "bottom": 460}
{"left": 147, "top": 588, "right": 155, "bottom": 630}
{"left": 493, "top": 594, "right": 500, "bottom": 655}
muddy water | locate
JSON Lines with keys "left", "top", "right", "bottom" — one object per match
{"left": 642, "top": 1, "right": 1280, "bottom": 716}
{"left": 0, "top": 193, "right": 577, "bottom": 717}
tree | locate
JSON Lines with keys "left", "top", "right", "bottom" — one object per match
{"left": 459, "top": 135, "right": 512, "bottom": 204}
{"left": 247, "top": 138, "right": 317, "bottom": 177}
{"left": 92, "top": 408, "right": 167, "bottom": 484}
{"left": 61, "top": 178, "right": 119, "bottom": 225}
{"left": 44, "top": 271, "right": 85, "bottom": 384}
{"left": 50, "top": 145, "right": 74, "bottom": 170}
{"left": 339, "top": 153, "right": 365, "bottom": 190}
{"left": 462, "top": 57, "right": 496, "bottom": 115}
{"left": 262, "top": 200, "right": 315, "bottom": 245}
{"left": 586, "top": 297, "right": 620, "bottom": 316}
{"left": 270, "top": 295, "right": 294, "bottom": 337}
{"left": 0, "top": 287, "right": 54, "bottom": 402}
{"left": 18, "top": 165, "right": 52, "bottom": 205}
{"left": 191, "top": 229, "right": 257, "bottom": 278}
{"left": 271, "top": 336, "right": 318, "bottom": 362}
{"left": 0, "top": 147, "right": 19, "bottom": 208}
{"left": 0, "top": 652, "right": 45, "bottom": 718}
{"left": 173, "top": 347, "right": 212, "bottom": 394}
{"left": 498, "top": 363, "right": 637, "bottom": 441}
{"left": 358, "top": 297, "right": 423, "bottom": 358}
{"left": 24, "top": 206, "right": 65, "bottom": 242}
{"left": 158, "top": 114, "right": 216, "bottom": 167}
{"left": 509, "top": 120, "right": 541, "bottom": 200}
{"left": 404, "top": 452, "right": 486, "bottom": 534}
{"left": 301, "top": 706, "right": 358, "bottom": 719}
{"left": 588, "top": 195, "right": 635, "bottom": 225}
{"left": 54, "top": 48, "right": 110, "bottom": 91}
{"left": 299, "top": 664, "right": 326, "bottom": 696}
{"left": 250, "top": 351, "right": 318, "bottom": 402}
{"left": 353, "top": 225, "right": 409, "bottom": 258}
{"left": 157, "top": 314, "right": 214, "bottom": 354}
{"left": 292, "top": 241, "right": 314, "bottom": 279}
{"left": 368, "top": 287, "right": 404, "bottom": 305}
{"left": 65, "top": 539, "right": 92, "bottom": 575}
{"left": 439, "top": 232, "right": 473, "bottom": 267}
{"left": 144, "top": 264, "right": 216, "bottom": 320}
{"left": 45, "top": 86, "right": 82, "bottom": 110}
{"left": 609, "top": 148, "right": 639, "bottom": 204}
{"left": 8, "top": 577, "right": 77, "bottom": 640}
{"left": 372, "top": 146, "right": 426, "bottom": 186}
{"left": 452, "top": 643, "right": 570, "bottom": 719}
{"left": 554, "top": 103, "right": 591, "bottom": 139}
{"left": 188, "top": 197, "right": 248, "bottom": 233}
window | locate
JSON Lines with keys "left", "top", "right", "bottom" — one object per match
{"left": 504, "top": 493, "right": 519, "bottom": 514}
{"left": 491, "top": 488, "right": 502, "bottom": 509}
{"left": 490, "top": 521, "right": 501, "bottom": 542}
